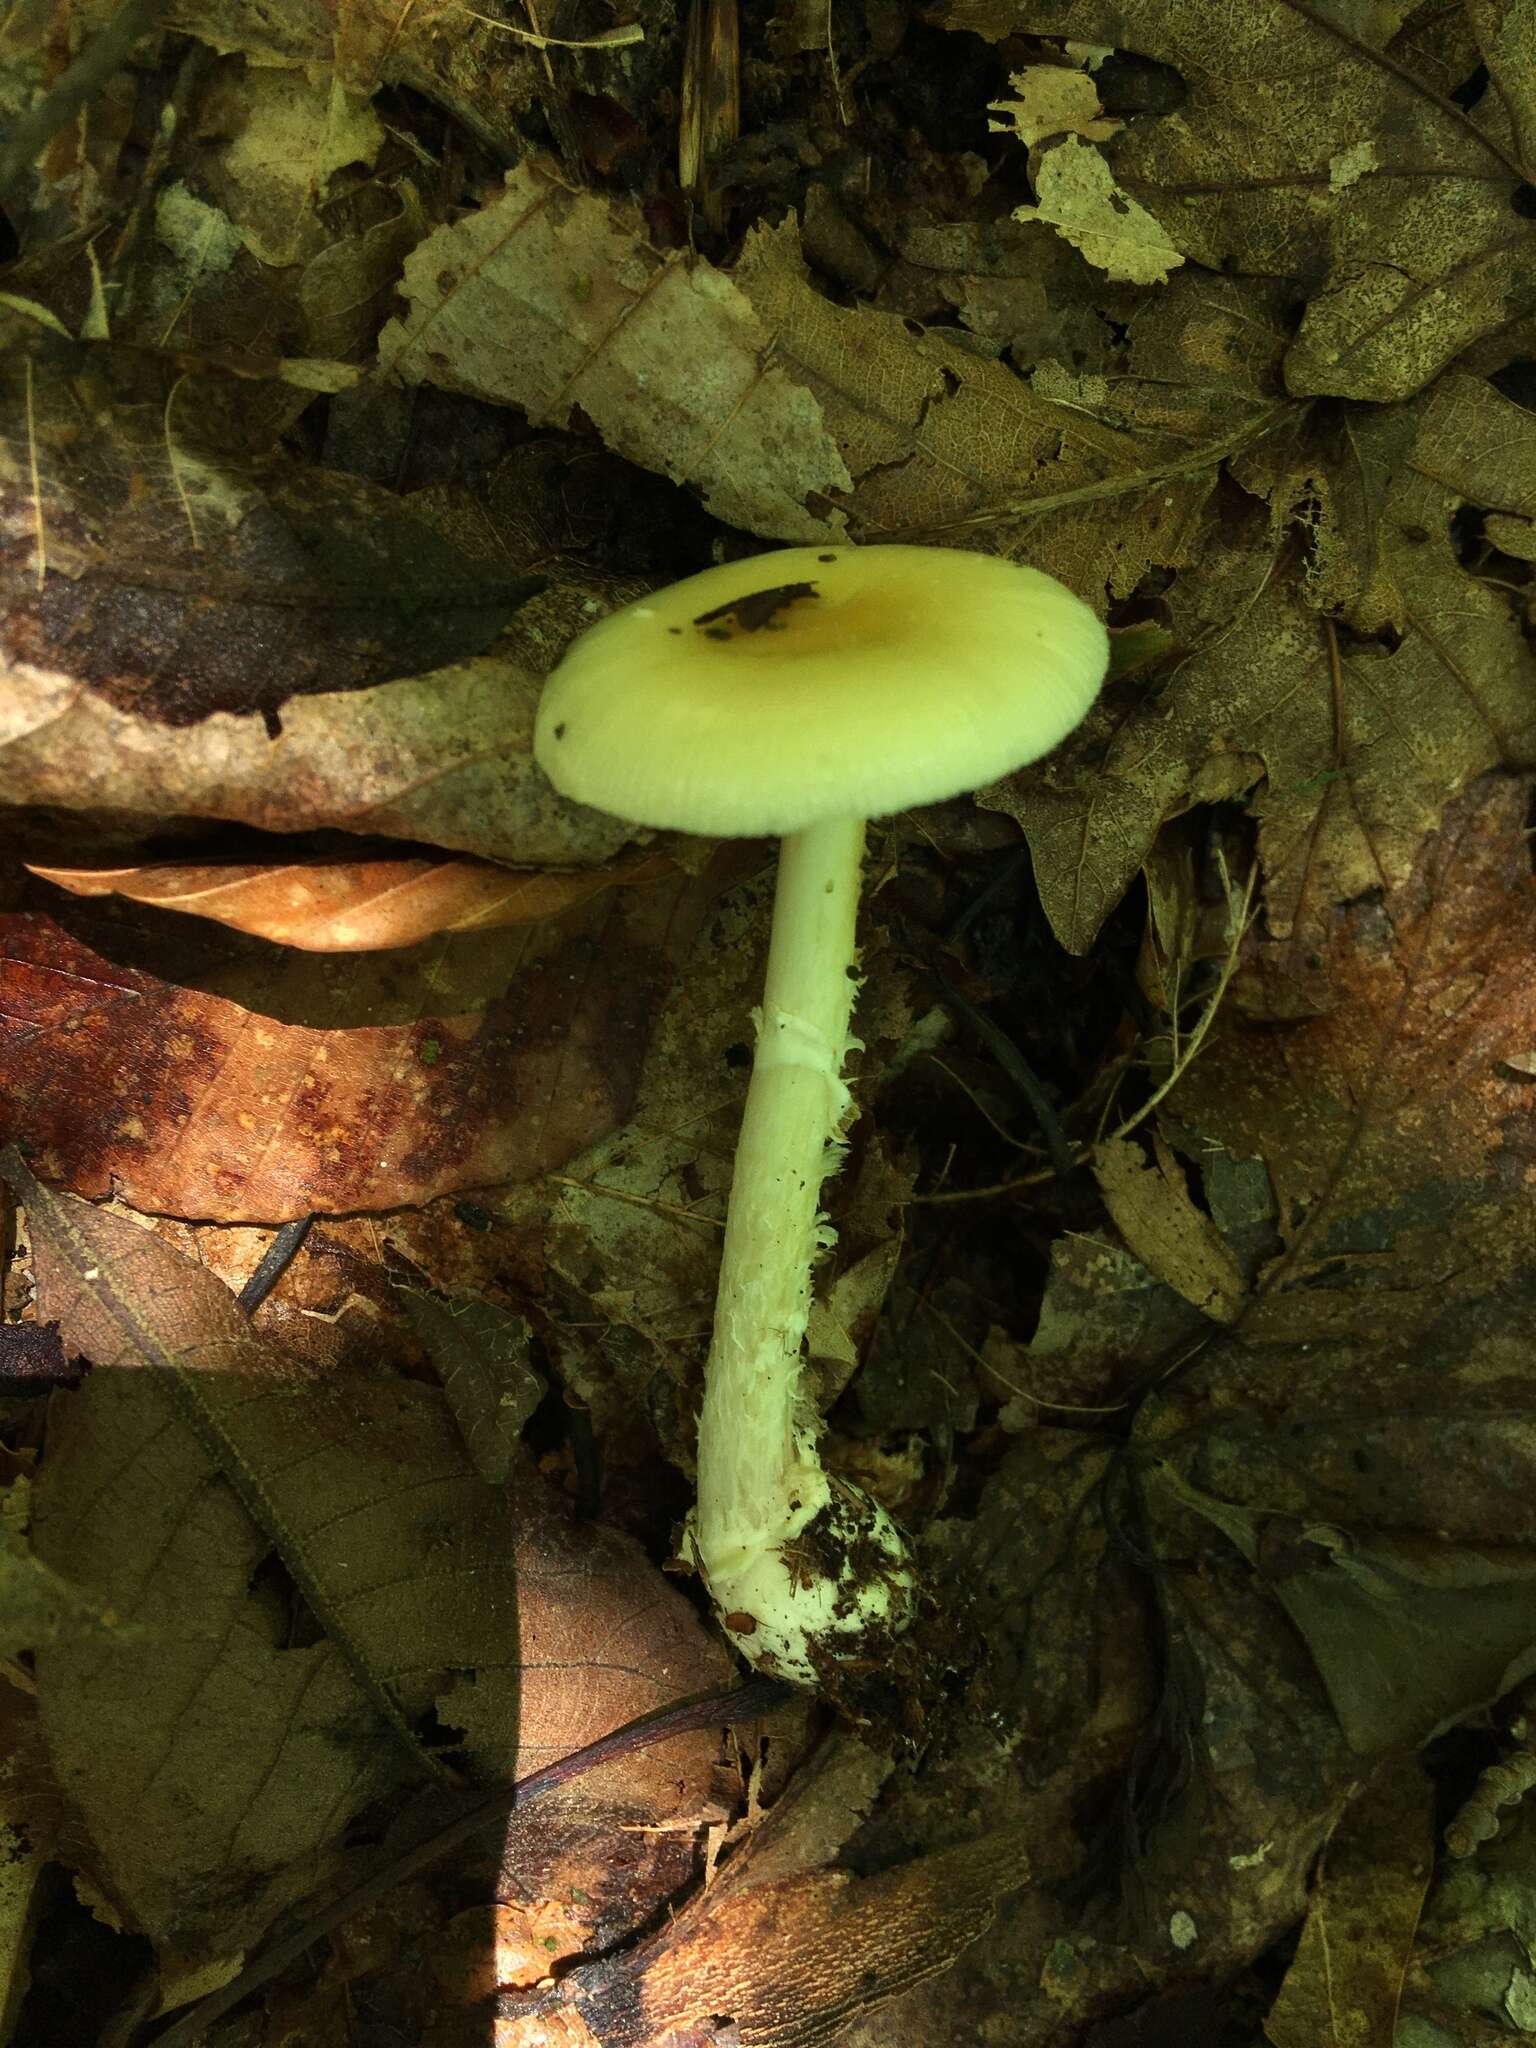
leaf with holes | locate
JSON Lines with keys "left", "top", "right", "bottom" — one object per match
{"left": 377, "top": 159, "right": 851, "bottom": 544}
{"left": 946, "top": 0, "right": 1536, "bottom": 402}
{"left": 984, "top": 388, "right": 1536, "bottom": 952}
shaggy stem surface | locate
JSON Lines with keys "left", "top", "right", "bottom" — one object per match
{"left": 689, "top": 816, "right": 915, "bottom": 1683}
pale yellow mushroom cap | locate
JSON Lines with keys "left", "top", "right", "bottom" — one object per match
{"left": 534, "top": 544, "right": 1108, "bottom": 836}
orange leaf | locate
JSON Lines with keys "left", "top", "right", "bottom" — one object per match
{"left": 27, "top": 851, "right": 673, "bottom": 951}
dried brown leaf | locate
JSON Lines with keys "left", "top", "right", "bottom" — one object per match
{"left": 1, "top": 636, "right": 627, "bottom": 868}
{"left": 731, "top": 217, "right": 1213, "bottom": 590}
{"left": 399, "top": 1284, "right": 544, "bottom": 1486}
{"left": 1010, "top": 136, "right": 1184, "bottom": 286}
{"left": 547, "top": 1826, "right": 1031, "bottom": 2048}
{"left": 27, "top": 851, "right": 673, "bottom": 952}
{"left": 989, "top": 65, "right": 1120, "bottom": 148}
{"left": 989, "top": 413, "right": 1536, "bottom": 952}
{"left": 1410, "top": 368, "right": 1536, "bottom": 518}
{"left": 1172, "top": 776, "right": 1536, "bottom": 1317}
{"left": 1093, "top": 1132, "right": 1247, "bottom": 1323}
{"left": 193, "top": 68, "right": 383, "bottom": 269}
{"left": 0, "top": 871, "right": 710, "bottom": 1219}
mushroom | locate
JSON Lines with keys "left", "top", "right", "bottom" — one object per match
{"left": 534, "top": 544, "right": 1108, "bottom": 1687}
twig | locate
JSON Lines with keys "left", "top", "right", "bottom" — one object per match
{"left": 921, "top": 1055, "right": 1046, "bottom": 1159}
{"left": 922, "top": 1295, "right": 1128, "bottom": 1416}
{"left": 1098, "top": 854, "right": 1257, "bottom": 1151}
{"left": 23, "top": 358, "right": 45, "bottom": 592}
{"left": 549, "top": 1174, "right": 725, "bottom": 1229}
{"left": 237, "top": 1217, "right": 314, "bottom": 1314}
{"left": 932, "top": 972, "right": 1076, "bottom": 1181}
{"left": 456, "top": 8, "right": 643, "bottom": 49}
{"left": 106, "top": 38, "right": 204, "bottom": 287}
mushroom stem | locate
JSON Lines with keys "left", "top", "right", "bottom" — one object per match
{"left": 689, "top": 816, "right": 915, "bottom": 1684}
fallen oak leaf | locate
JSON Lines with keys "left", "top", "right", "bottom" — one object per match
{"left": 27, "top": 849, "right": 674, "bottom": 952}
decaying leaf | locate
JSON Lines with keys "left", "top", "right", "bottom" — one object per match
{"left": 0, "top": 321, "right": 542, "bottom": 727}
{"left": 731, "top": 216, "right": 1215, "bottom": 588}
{"left": 985, "top": 1237, "right": 1200, "bottom": 1420}
{"left": 0, "top": 1492, "right": 116, "bottom": 1659}
{"left": 17, "top": 1158, "right": 730, "bottom": 1956}
{"left": 947, "top": 0, "right": 1536, "bottom": 403}
{"left": 1272, "top": 1529, "right": 1536, "bottom": 1756}
{"left": 1410, "top": 367, "right": 1536, "bottom": 522}
{"left": 1010, "top": 136, "right": 1184, "bottom": 287}
{"left": 989, "top": 65, "right": 1121, "bottom": 148}
{"left": 198, "top": 68, "right": 384, "bottom": 270}
{"left": 5, "top": 0, "right": 1536, "bottom": 2039}
{"left": 1093, "top": 1132, "right": 1246, "bottom": 1323}
{"left": 0, "top": 868, "right": 712, "bottom": 1218}
{"left": 987, "top": 396, "right": 1536, "bottom": 952}
{"left": 399, "top": 1283, "right": 544, "bottom": 1486}
{"left": 1, "top": 637, "right": 628, "bottom": 869}
{"left": 1267, "top": 1759, "right": 1434, "bottom": 2048}
{"left": 0, "top": 1683, "right": 60, "bottom": 2031}
{"left": 1150, "top": 1464, "right": 1536, "bottom": 1755}
{"left": 545, "top": 1824, "right": 1032, "bottom": 2048}
{"left": 1172, "top": 777, "right": 1536, "bottom": 1322}
{"left": 378, "top": 159, "right": 851, "bottom": 544}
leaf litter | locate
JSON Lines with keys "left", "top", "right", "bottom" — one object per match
{"left": 0, "top": 0, "right": 1534, "bottom": 2043}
